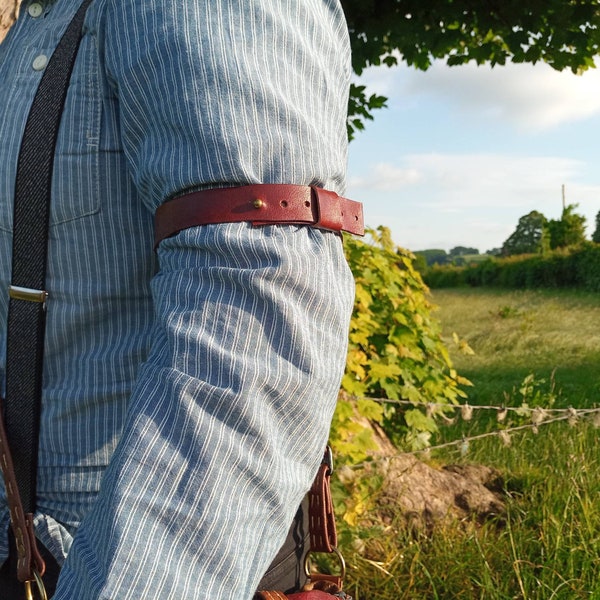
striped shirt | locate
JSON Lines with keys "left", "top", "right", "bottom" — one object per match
{"left": 0, "top": 1, "right": 354, "bottom": 597}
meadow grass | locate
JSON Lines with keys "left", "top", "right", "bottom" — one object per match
{"left": 432, "top": 288, "right": 600, "bottom": 407}
{"left": 342, "top": 288, "right": 600, "bottom": 599}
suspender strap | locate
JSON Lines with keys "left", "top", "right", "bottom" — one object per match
{"left": 0, "top": 0, "right": 93, "bottom": 588}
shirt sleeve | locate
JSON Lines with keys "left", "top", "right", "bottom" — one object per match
{"left": 100, "top": 0, "right": 351, "bottom": 208}
{"left": 53, "top": 1, "right": 355, "bottom": 598}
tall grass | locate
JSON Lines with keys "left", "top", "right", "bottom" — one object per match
{"left": 434, "top": 288, "right": 600, "bottom": 407}
{"left": 341, "top": 288, "right": 600, "bottom": 599}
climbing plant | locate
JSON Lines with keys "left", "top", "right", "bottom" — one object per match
{"left": 330, "top": 227, "right": 471, "bottom": 465}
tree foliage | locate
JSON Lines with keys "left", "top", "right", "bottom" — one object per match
{"left": 593, "top": 210, "right": 600, "bottom": 244}
{"left": 413, "top": 248, "right": 449, "bottom": 267}
{"left": 501, "top": 210, "right": 548, "bottom": 256}
{"left": 342, "top": 0, "right": 600, "bottom": 136}
{"left": 501, "top": 205, "right": 587, "bottom": 257}
{"left": 450, "top": 246, "right": 479, "bottom": 257}
{"left": 425, "top": 243, "right": 600, "bottom": 292}
{"left": 547, "top": 204, "right": 587, "bottom": 249}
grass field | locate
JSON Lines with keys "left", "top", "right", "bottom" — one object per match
{"left": 342, "top": 287, "right": 600, "bottom": 599}
{"left": 433, "top": 288, "right": 600, "bottom": 408}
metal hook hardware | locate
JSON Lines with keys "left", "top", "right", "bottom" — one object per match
{"left": 303, "top": 546, "right": 346, "bottom": 581}
{"left": 24, "top": 570, "right": 48, "bottom": 600}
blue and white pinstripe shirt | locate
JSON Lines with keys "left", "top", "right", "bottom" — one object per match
{"left": 0, "top": 1, "right": 355, "bottom": 597}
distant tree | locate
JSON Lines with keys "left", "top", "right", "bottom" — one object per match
{"left": 413, "top": 249, "right": 449, "bottom": 267}
{"left": 486, "top": 248, "right": 502, "bottom": 256}
{"left": 501, "top": 211, "right": 548, "bottom": 256}
{"left": 411, "top": 252, "right": 428, "bottom": 273}
{"left": 547, "top": 204, "right": 587, "bottom": 249}
{"left": 592, "top": 210, "right": 600, "bottom": 244}
{"left": 449, "top": 246, "right": 479, "bottom": 257}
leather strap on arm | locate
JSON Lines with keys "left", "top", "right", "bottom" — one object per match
{"left": 154, "top": 184, "right": 364, "bottom": 249}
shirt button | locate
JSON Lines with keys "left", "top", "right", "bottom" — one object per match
{"left": 28, "top": 3, "right": 44, "bottom": 17}
{"left": 32, "top": 54, "right": 48, "bottom": 71}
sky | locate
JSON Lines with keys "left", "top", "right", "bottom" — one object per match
{"left": 346, "top": 59, "right": 600, "bottom": 254}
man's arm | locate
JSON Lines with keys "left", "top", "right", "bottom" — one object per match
{"left": 54, "top": 1, "right": 354, "bottom": 598}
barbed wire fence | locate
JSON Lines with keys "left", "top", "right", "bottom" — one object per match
{"left": 340, "top": 394, "right": 600, "bottom": 469}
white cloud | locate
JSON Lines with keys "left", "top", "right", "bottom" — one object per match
{"left": 356, "top": 60, "right": 600, "bottom": 131}
{"left": 347, "top": 153, "right": 600, "bottom": 252}
{"left": 349, "top": 163, "right": 422, "bottom": 191}
{"left": 350, "top": 153, "right": 583, "bottom": 206}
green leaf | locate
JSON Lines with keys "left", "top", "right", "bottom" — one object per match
{"left": 405, "top": 409, "right": 438, "bottom": 433}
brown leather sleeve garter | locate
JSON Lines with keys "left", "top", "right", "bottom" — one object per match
{"left": 154, "top": 184, "right": 364, "bottom": 249}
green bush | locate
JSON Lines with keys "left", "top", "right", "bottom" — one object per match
{"left": 423, "top": 263, "right": 466, "bottom": 288}
{"left": 575, "top": 243, "right": 600, "bottom": 291}
{"left": 424, "top": 244, "right": 600, "bottom": 291}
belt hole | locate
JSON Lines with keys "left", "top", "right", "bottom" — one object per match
{"left": 305, "top": 201, "right": 311, "bottom": 208}
{"left": 280, "top": 200, "right": 288, "bottom": 208}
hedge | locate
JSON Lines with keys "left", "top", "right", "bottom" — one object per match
{"left": 423, "top": 244, "right": 600, "bottom": 291}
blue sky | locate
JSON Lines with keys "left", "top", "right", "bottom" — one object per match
{"left": 346, "top": 60, "right": 600, "bottom": 253}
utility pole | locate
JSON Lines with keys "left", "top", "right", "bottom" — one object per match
{"left": 562, "top": 184, "right": 566, "bottom": 210}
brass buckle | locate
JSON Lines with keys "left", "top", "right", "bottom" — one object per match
{"left": 303, "top": 546, "right": 346, "bottom": 581}
{"left": 24, "top": 570, "right": 48, "bottom": 600}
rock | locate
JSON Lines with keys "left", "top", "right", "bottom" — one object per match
{"left": 354, "top": 420, "right": 506, "bottom": 531}
{"left": 373, "top": 454, "right": 505, "bottom": 532}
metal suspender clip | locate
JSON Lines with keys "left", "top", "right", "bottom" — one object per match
{"left": 8, "top": 286, "right": 48, "bottom": 305}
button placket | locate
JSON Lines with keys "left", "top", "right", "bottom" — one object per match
{"left": 27, "top": 2, "right": 48, "bottom": 71}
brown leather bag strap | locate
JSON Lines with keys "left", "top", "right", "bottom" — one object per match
{"left": 256, "top": 585, "right": 349, "bottom": 600}
{"left": 308, "top": 449, "right": 337, "bottom": 553}
{"left": 255, "top": 591, "right": 289, "bottom": 600}
{"left": 257, "top": 592, "right": 340, "bottom": 600}
{"left": 257, "top": 449, "right": 349, "bottom": 600}
{"left": 289, "top": 590, "right": 346, "bottom": 600}
{"left": 303, "top": 449, "right": 346, "bottom": 591}
{"left": 0, "top": 398, "right": 46, "bottom": 584}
